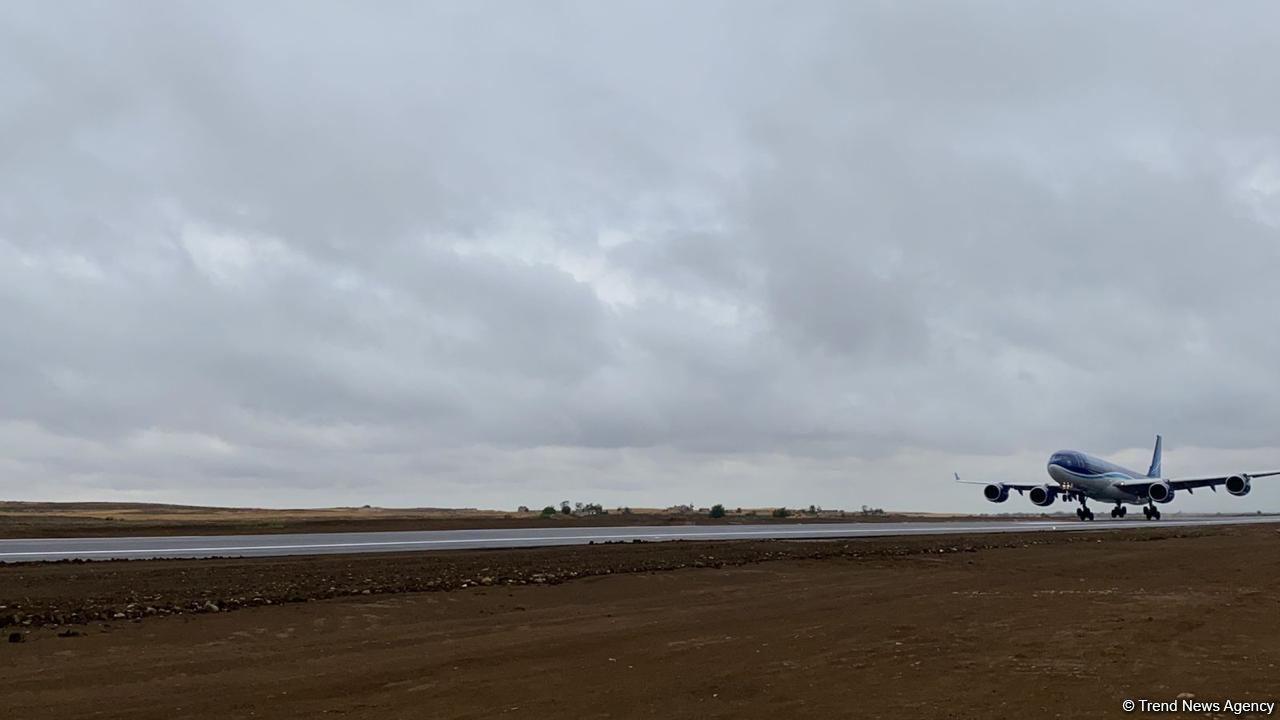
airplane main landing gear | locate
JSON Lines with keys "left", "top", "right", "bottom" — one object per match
{"left": 1076, "top": 506, "right": 1094, "bottom": 521}
{"left": 1142, "top": 504, "right": 1161, "bottom": 520}
{"left": 1110, "top": 504, "right": 1128, "bottom": 519}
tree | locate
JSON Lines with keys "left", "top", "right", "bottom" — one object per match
{"left": 541, "top": 506, "right": 557, "bottom": 517}
{"left": 709, "top": 504, "right": 726, "bottom": 519}
{"left": 772, "top": 507, "right": 790, "bottom": 518}
{"left": 560, "top": 501, "right": 571, "bottom": 515}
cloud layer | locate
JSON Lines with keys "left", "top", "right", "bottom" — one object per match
{"left": 4, "top": 1, "right": 1280, "bottom": 510}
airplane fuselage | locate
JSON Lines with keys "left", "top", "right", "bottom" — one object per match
{"left": 1046, "top": 450, "right": 1146, "bottom": 505}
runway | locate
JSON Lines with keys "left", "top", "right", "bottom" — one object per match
{"left": 2, "top": 515, "right": 1276, "bottom": 562}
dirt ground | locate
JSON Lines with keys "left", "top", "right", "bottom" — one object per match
{"left": 0, "top": 501, "right": 984, "bottom": 538}
{"left": 4, "top": 525, "right": 1280, "bottom": 719}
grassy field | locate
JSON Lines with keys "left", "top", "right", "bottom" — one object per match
{"left": 0, "top": 500, "right": 983, "bottom": 538}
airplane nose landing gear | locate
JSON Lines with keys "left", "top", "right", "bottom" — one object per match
{"left": 1075, "top": 503, "right": 1094, "bottom": 521}
{"left": 1109, "top": 503, "right": 1128, "bottom": 519}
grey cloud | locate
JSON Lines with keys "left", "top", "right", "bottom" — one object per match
{"left": 3, "top": 1, "right": 1280, "bottom": 511}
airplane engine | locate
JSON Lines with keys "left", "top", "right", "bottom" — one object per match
{"left": 1226, "top": 474, "right": 1252, "bottom": 496}
{"left": 1029, "top": 485, "right": 1057, "bottom": 507}
{"left": 1148, "top": 481, "right": 1175, "bottom": 504}
{"left": 983, "top": 483, "right": 1010, "bottom": 503}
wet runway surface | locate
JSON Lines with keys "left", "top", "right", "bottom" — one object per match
{"left": 2, "top": 515, "right": 1276, "bottom": 562}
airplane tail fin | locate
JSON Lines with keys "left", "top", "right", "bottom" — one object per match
{"left": 1147, "top": 434, "right": 1162, "bottom": 478}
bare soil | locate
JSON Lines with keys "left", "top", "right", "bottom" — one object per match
{"left": 4, "top": 524, "right": 1279, "bottom": 719}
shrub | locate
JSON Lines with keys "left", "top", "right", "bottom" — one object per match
{"left": 709, "top": 504, "right": 726, "bottom": 519}
{"left": 771, "top": 507, "right": 790, "bottom": 518}
{"left": 541, "top": 506, "right": 557, "bottom": 517}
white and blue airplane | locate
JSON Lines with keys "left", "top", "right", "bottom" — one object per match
{"left": 957, "top": 436, "right": 1280, "bottom": 521}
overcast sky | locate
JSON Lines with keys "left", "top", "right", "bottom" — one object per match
{"left": 3, "top": 1, "right": 1280, "bottom": 512}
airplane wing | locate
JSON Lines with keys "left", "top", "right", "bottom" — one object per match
{"left": 1115, "top": 470, "right": 1280, "bottom": 494}
{"left": 953, "top": 473, "right": 1042, "bottom": 493}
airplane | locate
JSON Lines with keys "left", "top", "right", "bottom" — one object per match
{"left": 956, "top": 435, "right": 1280, "bottom": 521}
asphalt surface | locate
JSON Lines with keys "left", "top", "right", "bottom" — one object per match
{"left": 2, "top": 515, "right": 1277, "bottom": 562}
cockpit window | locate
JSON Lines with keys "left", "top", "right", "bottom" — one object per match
{"left": 1051, "top": 451, "right": 1083, "bottom": 467}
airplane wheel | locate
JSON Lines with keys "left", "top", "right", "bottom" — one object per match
{"left": 1084, "top": 510, "right": 1094, "bottom": 521}
{"left": 1076, "top": 508, "right": 1084, "bottom": 520}
{"left": 1153, "top": 509, "right": 1161, "bottom": 520}
{"left": 1119, "top": 506, "right": 1127, "bottom": 517}
{"left": 1110, "top": 508, "right": 1118, "bottom": 519}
